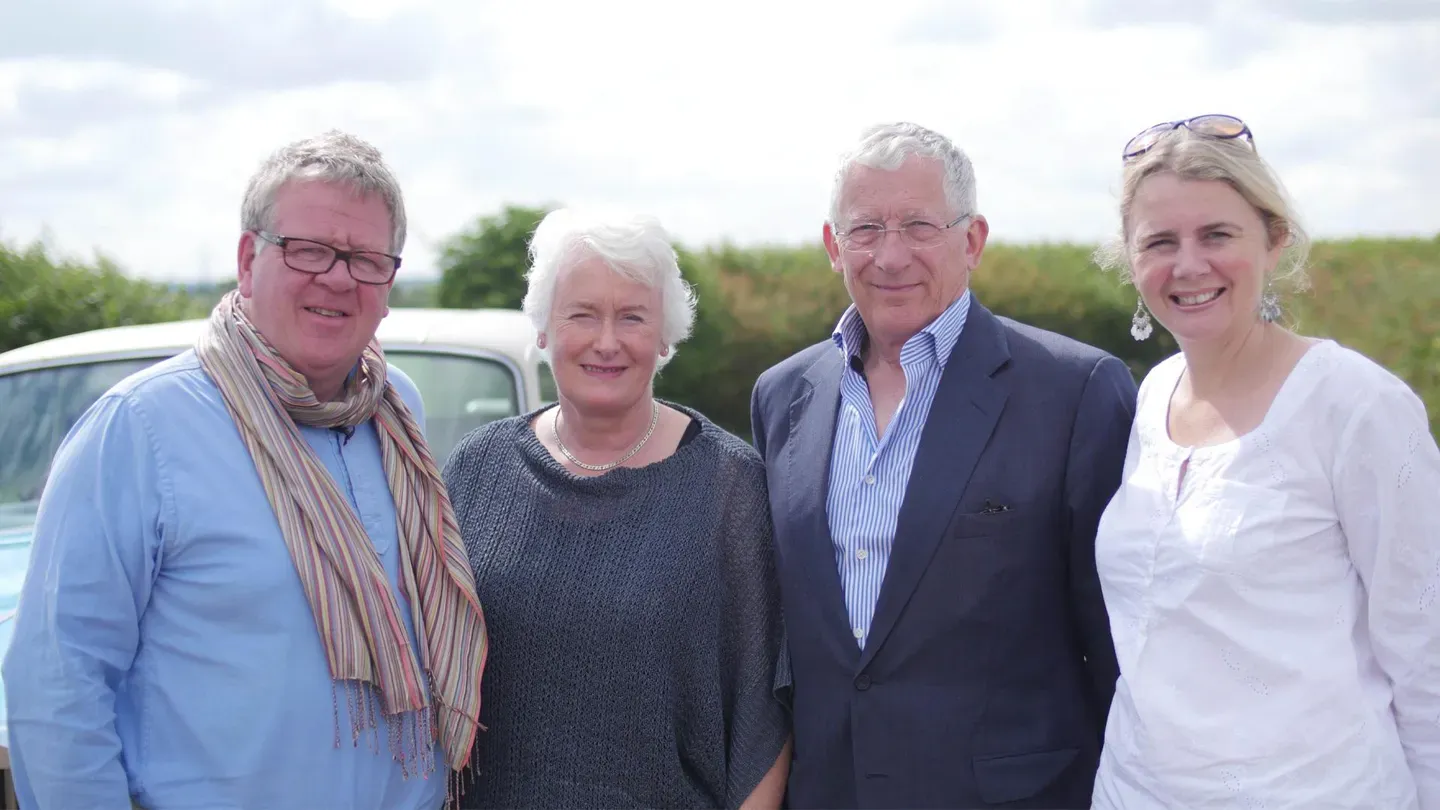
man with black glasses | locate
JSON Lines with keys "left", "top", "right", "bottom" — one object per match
{"left": 3, "top": 131, "right": 487, "bottom": 810}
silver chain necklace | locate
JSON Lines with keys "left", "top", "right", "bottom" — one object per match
{"left": 552, "top": 400, "right": 660, "bottom": 472}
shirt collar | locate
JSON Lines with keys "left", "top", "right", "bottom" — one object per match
{"left": 831, "top": 289, "right": 972, "bottom": 369}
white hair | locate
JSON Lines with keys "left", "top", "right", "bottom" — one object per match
{"left": 241, "top": 129, "right": 407, "bottom": 255}
{"left": 828, "top": 121, "right": 979, "bottom": 225}
{"left": 522, "top": 208, "right": 697, "bottom": 370}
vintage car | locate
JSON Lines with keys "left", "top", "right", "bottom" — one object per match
{"left": 0, "top": 307, "right": 554, "bottom": 803}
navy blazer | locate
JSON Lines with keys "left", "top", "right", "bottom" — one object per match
{"left": 750, "top": 300, "right": 1137, "bottom": 809}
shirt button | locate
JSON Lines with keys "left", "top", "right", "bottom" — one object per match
{"left": 864, "top": 474, "right": 876, "bottom": 485}
{"left": 857, "top": 549, "right": 869, "bottom": 560}
{"left": 853, "top": 627, "right": 864, "bottom": 640}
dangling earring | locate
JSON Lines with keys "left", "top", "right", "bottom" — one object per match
{"left": 1130, "top": 298, "right": 1153, "bottom": 341}
{"left": 537, "top": 334, "right": 547, "bottom": 349}
{"left": 1259, "top": 281, "right": 1282, "bottom": 323}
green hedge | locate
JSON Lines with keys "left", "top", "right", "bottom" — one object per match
{"left": 7, "top": 224, "right": 1434, "bottom": 442}
{"left": 1, "top": 241, "right": 198, "bottom": 355}
{"left": 651, "top": 237, "right": 1440, "bottom": 440}
{"left": 1288, "top": 238, "right": 1440, "bottom": 432}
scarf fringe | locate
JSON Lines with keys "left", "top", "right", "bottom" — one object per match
{"left": 329, "top": 680, "right": 436, "bottom": 776}
{"left": 329, "top": 679, "right": 475, "bottom": 809}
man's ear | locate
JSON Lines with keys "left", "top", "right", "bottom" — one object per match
{"left": 237, "top": 232, "right": 258, "bottom": 297}
{"left": 964, "top": 214, "right": 990, "bottom": 271}
{"left": 822, "top": 222, "right": 844, "bottom": 274}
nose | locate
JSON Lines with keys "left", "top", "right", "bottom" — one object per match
{"left": 593, "top": 317, "right": 620, "bottom": 354}
{"left": 1172, "top": 239, "right": 1209, "bottom": 279}
{"left": 872, "top": 229, "right": 912, "bottom": 273}
{"left": 315, "top": 257, "right": 359, "bottom": 292}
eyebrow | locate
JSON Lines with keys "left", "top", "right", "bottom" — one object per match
{"left": 848, "top": 210, "right": 944, "bottom": 223}
{"left": 1138, "top": 221, "right": 1245, "bottom": 241}
{"left": 563, "top": 301, "right": 651, "bottom": 312}
{"left": 1201, "top": 221, "right": 1243, "bottom": 233}
{"left": 283, "top": 232, "right": 385, "bottom": 249}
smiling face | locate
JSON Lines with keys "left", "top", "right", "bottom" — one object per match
{"left": 823, "top": 155, "right": 987, "bottom": 353}
{"left": 236, "top": 179, "right": 395, "bottom": 400}
{"left": 543, "top": 253, "right": 665, "bottom": 416}
{"left": 1128, "top": 173, "right": 1283, "bottom": 347}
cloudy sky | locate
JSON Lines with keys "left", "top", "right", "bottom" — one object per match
{"left": 1, "top": 0, "right": 1437, "bottom": 282}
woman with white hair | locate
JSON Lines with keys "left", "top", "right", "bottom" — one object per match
{"left": 442, "top": 208, "right": 792, "bottom": 809}
{"left": 1090, "top": 115, "right": 1440, "bottom": 808}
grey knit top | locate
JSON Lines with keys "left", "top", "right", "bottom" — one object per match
{"left": 443, "top": 403, "right": 791, "bottom": 809}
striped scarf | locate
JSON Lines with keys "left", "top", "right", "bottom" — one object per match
{"left": 195, "top": 291, "right": 487, "bottom": 778}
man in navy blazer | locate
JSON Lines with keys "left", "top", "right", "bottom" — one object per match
{"left": 751, "top": 122, "right": 1137, "bottom": 809}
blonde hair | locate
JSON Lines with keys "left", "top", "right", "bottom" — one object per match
{"left": 1094, "top": 128, "right": 1310, "bottom": 296}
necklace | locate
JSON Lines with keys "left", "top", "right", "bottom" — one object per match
{"left": 552, "top": 400, "right": 660, "bottom": 472}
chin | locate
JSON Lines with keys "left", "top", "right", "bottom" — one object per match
{"left": 561, "top": 380, "right": 637, "bottom": 411}
{"left": 314, "top": 343, "right": 364, "bottom": 367}
{"left": 1162, "top": 315, "right": 1245, "bottom": 346}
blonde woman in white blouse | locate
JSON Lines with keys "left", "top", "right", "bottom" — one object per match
{"left": 1089, "top": 114, "right": 1440, "bottom": 809}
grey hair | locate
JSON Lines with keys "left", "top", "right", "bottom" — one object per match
{"left": 241, "top": 129, "right": 407, "bottom": 255}
{"left": 522, "top": 208, "right": 697, "bottom": 370}
{"left": 1094, "top": 127, "right": 1311, "bottom": 294}
{"left": 828, "top": 122, "right": 979, "bottom": 225}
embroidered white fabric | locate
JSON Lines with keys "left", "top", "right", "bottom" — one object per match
{"left": 1091, "top": 339, "right": 1440, "bottom": 809}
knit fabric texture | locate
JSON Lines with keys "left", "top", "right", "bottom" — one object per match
{"left": 443, "top": 403, "right": 791, "bottom": 809}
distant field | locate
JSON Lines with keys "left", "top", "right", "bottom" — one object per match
{"left": 1288, "top": 238, "right": 1439, "bottom": 436}
{"left": 392, "top": 236, "right": 1440, "bottom": 439}
{"left": 972, "top": 237, "right": 1439, "bottom": 437}
{"left": 655, "top": 235, "right": 1440, "bottom": 439}
{"left": 22, "top": 234, "right": 1433, "bottom": 439}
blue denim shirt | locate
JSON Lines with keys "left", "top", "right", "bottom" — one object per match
{"left": 3, "top": 350, "right": 445, "bottom": 810}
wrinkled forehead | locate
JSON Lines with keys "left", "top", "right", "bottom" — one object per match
{"left": 269, "top": 180, "right": 395, "bottom": 248}
{"left": 836, "top": 158, "right": 949, "bottom": 220}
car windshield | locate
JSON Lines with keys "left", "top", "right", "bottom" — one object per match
{"left": 0, "top": 358, "right": 163, "bottom": 524}
{"left": 385, "top": 350, "right": 520, "bottom": 462}
{"left": 0, "top": 351, "right": 520, "bottom": 520}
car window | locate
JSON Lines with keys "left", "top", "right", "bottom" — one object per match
{"left": 386, "top": 351, "right": 521, "bottom": 466}
{"left": 537, "top": 362, "right": 558, "bottom": 405}
{"left": 0, "top": 358, "right": 164, "bottom": 517}
{"left": 0, "top": 350, "right": 521, "bottom": 517}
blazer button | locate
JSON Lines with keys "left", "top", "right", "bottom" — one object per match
{"left": 854, "top": 674, "right": 871, "bottom": 691}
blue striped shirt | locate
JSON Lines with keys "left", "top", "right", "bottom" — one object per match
{"left": 826, "top": 290, "right": 971, "bottom": 648}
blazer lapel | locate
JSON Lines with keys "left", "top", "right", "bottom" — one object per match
{"left": 787, "top": 350, "right": 861, "bottom": 664}
{"left": 858, "top": 303, "right": 1011, "bottom": 671}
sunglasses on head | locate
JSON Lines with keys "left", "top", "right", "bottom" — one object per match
{"left": 1122, "top": 114, "right": 1256, "bottom": 160}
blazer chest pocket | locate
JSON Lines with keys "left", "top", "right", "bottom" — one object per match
{"left": 949, "top": 507, "right": 1028, "bottom": 539}
{"left": 939, "top": 508, "right": 1045, "bottom": 616}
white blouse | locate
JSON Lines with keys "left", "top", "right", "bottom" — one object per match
{"left": 1092, "top": 340, "right": 1440, "bottom": 809}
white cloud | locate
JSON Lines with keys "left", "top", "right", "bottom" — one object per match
{"left": 0, "top": 0, "right": 1435, "bottom": 283}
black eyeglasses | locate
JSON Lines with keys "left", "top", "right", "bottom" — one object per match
{"left": 255, "top": 231, "right": 401, "bottom": 285}
{"left": 1123, "top": 114, "right": 1256, "bottom": 161}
